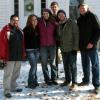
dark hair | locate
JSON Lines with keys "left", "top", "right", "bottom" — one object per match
{"left": 50, "top": 1, "right": 59, "bottom": 6}
{"left": 42, "top": 8, "right": 52, "bottom": 16}
{"left": 26, "top": 14, "right": 38, "bottom": 26}
{"left": 10, "top": 14, "right": 19, "bottom": 20}
{"left": 57, "top": 10, "right": 66, "bottom": 17}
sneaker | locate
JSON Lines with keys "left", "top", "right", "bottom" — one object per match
{"left": 4, "top": 93, "right": 12, "bottom": 98}
{"left": 94, "top": 87, "right": 100, "bottom": 94}
{"left": 11, "top": 88, "right": 22, "bottom": 92}
{"left": 46, "top": 81, "right": 53, "bottom": 85}
{"left": 25, "top": 85, "right": 37, "bottom": 89}
{"left": 60, "top": 81, "right": 70, "bottom": 86}
{"left": 52, "top": 80, "right": 58, "bottom": 85}
{"left": 69, "top": 84, "right": 77, "bottom": 91}
{"left": 78, "top": 82, "right": 89, "bottom": 86}
{"left": 35, "top": 83, "right": 39, "bottom": 86}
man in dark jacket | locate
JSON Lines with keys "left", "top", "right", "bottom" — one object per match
{"left": 0, "top": 15, "right": 25, "bottom": 98}
{"left": 77, "top": 3, "right": 100, "bottom": 94}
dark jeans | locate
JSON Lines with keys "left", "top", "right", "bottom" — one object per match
{"left": 62, "top": 51, "right": 77, "bottom": 84}
{"left": 81, "top": 49, "right": 100, "bottom": 87}
{"left": 26, "top": 49, "right": 39, "bottom": 85}
{"left": 40, "top": 46, "right": 57, "bottom": 82}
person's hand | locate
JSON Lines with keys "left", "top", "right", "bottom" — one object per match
{"left": 86, "top": 43, "right": 93, "bottom": 49}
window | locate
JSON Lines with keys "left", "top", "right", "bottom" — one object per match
{"left": 14, "top": 0, "right": 19, "bottom": 16}
{"left": 41, "top": 0, "right": 46, "bottom": 13}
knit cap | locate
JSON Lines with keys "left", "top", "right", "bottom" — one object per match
{"left": 42, "top": 8, "right": 52, "bottom": 15}
{"left": 57, "top": 10, "right": 66, "bottom": 17}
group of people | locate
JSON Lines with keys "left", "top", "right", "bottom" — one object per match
{"left": 0, "top": 1, "right": 100, "bottom": 98}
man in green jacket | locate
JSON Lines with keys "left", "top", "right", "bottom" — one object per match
{"left": 57, "top": 10, "right": 79, "bottom": 90}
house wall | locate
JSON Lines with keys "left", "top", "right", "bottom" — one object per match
{"left": 19, "top": 0, "right": 69, "bottom": 29}
{"left": 86, "top": 0, "right": 100, "bottom": 19}
{"left": 0, "top": 0, "right": 14, "bottom": 29}
{"left": 47, "top": 0, "right": 69, "bottom": 17}
{"left": 0, "top": 0, "right": 100, "bottom": 29}
{"left": 19, "top": 0, "right": 41, "bottom": 29}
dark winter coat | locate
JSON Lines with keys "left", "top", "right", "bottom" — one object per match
{"left": 77, "top": 11, "right": 100, "bottom": 51}
{"left": 0, "top": 24, "right": 25, "bottom": 61}
{"left": 57, "top": 18, "right": 79, "bottom": 52}
{"left": 23, "top": 26, "right": 40, "bottom": 49}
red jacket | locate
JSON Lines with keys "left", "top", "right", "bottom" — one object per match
{"left": 37, "top": 19, "right": 57, "bottom": 47}
{"left": 0, "top": 25, "right": 25, "bottom": 61}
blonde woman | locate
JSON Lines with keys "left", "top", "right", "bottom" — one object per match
{"left": 23, "top": 14, "right": 40, "bottom": 89}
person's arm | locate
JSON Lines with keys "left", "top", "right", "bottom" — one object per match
{"left": 72, "top": 21, "right": 79, "bottom": 51}
{"left": 0, "top": 26, "right": 8, "bottom": 60}
{"left": 89, "top": 14, "right": 100, "bottom": 45}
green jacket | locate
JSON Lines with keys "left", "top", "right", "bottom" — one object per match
{"left": 57, "top": 18, "right": 79, "bottom": 52}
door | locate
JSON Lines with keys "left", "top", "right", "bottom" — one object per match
{"left": 19, "top": 0, "right": 41, "bottom": 28}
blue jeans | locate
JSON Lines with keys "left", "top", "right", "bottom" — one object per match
{"left": 26, "top": 49, "right": 39, "bottom": 85}
{"left": 81, "top": 49, "right": 100, "bottom": 87}
{"left": 40, "top": 46, "right": 57, "bottom": 82}
{"left": 62, "top": 51, "right": 77, "bottom": 84}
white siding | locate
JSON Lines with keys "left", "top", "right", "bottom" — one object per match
{"left": 86, "top": 0, "right": 100, "bottom": 20}
{"left": 47, "top": 0, "right": 69, "bottom": 17}
{"left": 19, "top": 0, "right": 41, "bottom": 29}
{"left": 0, "top": 0, "right": 100, "bottom": 29}
{"left": 0, "top": 0, "right": 14, "bottom": 30}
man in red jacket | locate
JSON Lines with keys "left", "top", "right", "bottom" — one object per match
{"left": 0, "top": 15, "right": 25, "bottom": 98}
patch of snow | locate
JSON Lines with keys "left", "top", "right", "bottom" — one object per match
{"left": 0, "top": 53, "right": 100, "bottom": 99}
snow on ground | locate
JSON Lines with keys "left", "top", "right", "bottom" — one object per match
{"left": 0, "top": 53, "right": 100, "bottom": 100}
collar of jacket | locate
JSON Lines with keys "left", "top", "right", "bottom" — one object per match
{"left": 80, "top": 11, "right": 91, "bottom": 17}
{"left": 59, "top": 18, "right": 72, "bottom": 25}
